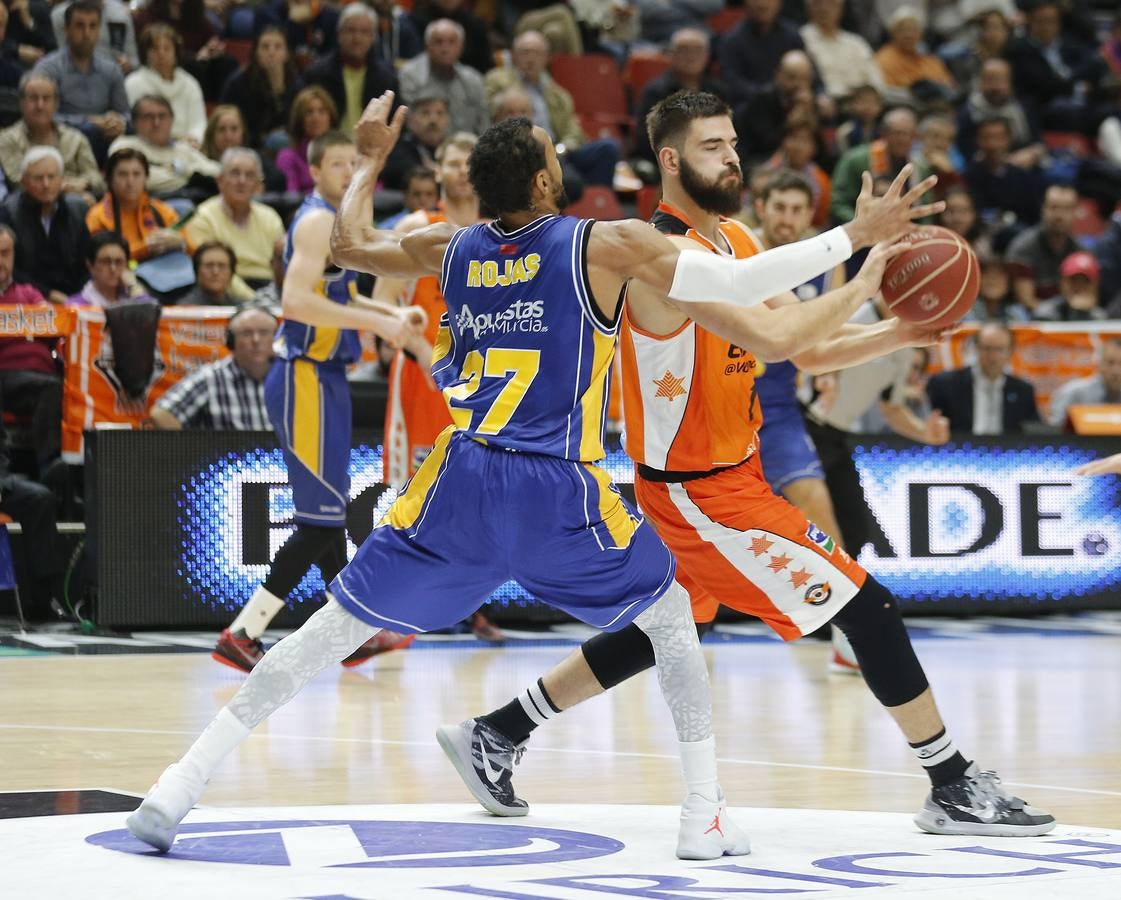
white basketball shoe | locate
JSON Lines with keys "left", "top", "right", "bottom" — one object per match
{"left": 126, "top": 762, "right": 207, "bottom": 852}
{"left": 676, "top": 790, "right": 751, "bottom": 860}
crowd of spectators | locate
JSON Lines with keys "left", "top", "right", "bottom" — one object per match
{"left": 1, "top": 0, "right": 1121, "bottom": 621}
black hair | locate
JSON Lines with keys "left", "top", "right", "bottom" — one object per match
{"left": 132, "top": 94, "right": 173, "bottom": 121}
{"left": 193, "top": 240, "right": 238, "bottom": 275}
{"left": 645, "top": 90, "right": 732, "bottom": 157}
{"left": 64, "top": 0, "right": 101, "bottom": 27}
{"left": 86, "top": 231, "right": 130, "bottom": 265}
{"left": 976, "top": 114, "right": 1012, "bottom": 135}
{"left": 469, "top": 117, "right": 546, "bottom": 218}
{"left": 107, "top": 147, "right": 150, "bottom": 179}
{"left": 404, "top": 166, "right": 439, "bottom": 190}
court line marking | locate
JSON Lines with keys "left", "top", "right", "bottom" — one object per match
{"left": 2, "top": 722, "right": 1118, "bottom": 800}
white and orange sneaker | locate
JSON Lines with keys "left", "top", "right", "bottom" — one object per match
{"left": 676, "top": 790, "right": 751, "bottom": 860}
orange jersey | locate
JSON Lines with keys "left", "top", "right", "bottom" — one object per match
{"left": 619, "top": 201, "right": 765, "bottom": 473}
{"left": 383, "top": 210, "right": 453, "bottom": 485}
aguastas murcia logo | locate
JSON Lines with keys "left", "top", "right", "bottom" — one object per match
{"left": 456, "top": 299, "right": 547, "bottom": 339}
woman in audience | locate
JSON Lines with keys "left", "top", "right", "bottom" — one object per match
{"left": 126, "top": 24, "right": 208, "bottom": 145}
{"left": 939, "top": 185, "right": 993, "bottom": 258}
{"left": 220, "top": 25, "right": 302, "bottom": 149}
{"left": 965, "top": 252, "right": 1031, "bottom": 322}
{"left": 133, "top": 0, "right": 234, "bottom": 100}
{"left": 202, "top": 104, "right": 287, "bottom": 192}
{"left": 276, "top": 85, "right": 338, "bottom": 194}
{"left": 85, "top": 148, "right": 192, "bottom": 262}
{"left": 940, "top": 9, "right": 1013, "bottom": 97}
{"left": 67, "top": 232, "right": 151, "bottom": 307}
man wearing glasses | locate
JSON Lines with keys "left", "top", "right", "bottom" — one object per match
{"left": 107, "top": 95, "right": 219, "bottom": 200}
{"left": 185, "top": 149, "right": 286, "bottom": 301}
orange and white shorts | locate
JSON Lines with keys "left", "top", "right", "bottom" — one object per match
{"left": 383, "top": 351, "right": 454, "bottom": 487}
{"left": 635, "top": 454, "right": 867, "bottom": 641}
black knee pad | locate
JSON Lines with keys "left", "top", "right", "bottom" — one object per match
{"left": 581, "top": 620, "right": 712, "bottom": 691}
{"left": 264, "top": 525, "right": 346, "bottom": 598}
{"left": 831, "top": 576, "right": 929, "bottom": 708}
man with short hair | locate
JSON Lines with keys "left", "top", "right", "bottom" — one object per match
{"left": 304, "top": 4, "right": 399, "bottom": 136}
{"left": 151, "top": 306, "right": 276, "bottom": 431}
{"left": 963, "top": 115, "right": 1044, "bottom": 226}
{"left": 634, "top": 28, "right": 726, "bottom": 163}
{"left": 185, "top": 148, "right": 285, "bottom": 300}
{"left": 717, "top": 0, "right": 806, "bottom": 106}
{"left": 736, "top": 49, "right": 819, "bottom": 165}
{"left": 830, "top": 106, "right": 918, "bottom": 223}
{"left": 956, "top": 59, "right": 1043, "bottom": 167}
{"left": 380, "top": 91, "right": 449, "bottom": 190}
{"left": 378, "top": 166, "right": 438, "bottom": 229}
{"left": 33, "top": 0, "right": 129, "bottom": 159}
{"left": 1004, "top": 183, "right": 1083, "bottom": 310}
{"left": 485, "top": 29, "right": 621, "bottom": 188}
{"left": 50, "top": 0, "right": 137, "bottom": 72}
{"left": 108, "top": 95, "right": 220, "bottom": 198}
{"left": 398, "top": 18, "right": 488, "bottom": 135}
{"left": 1033, "top": 250, "right": 1108, "bottom": 322}
{"left": 800, "top": 0, "right": 883, "bottom": 100}
{"left": 926, "top": 322, "right": 1041, "bottom": 434}
{"left": 0, "top": 72, "right": 104, "bottom": 197}
{"left": 1049, "top": 337, "right": 1121, "bottom": 427}
{"left": 0, "top": 145, "right": 88, "bottom": 303}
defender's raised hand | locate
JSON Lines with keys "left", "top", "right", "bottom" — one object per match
{"left": 355, "top": 91, "right": 408, "bottom": 163}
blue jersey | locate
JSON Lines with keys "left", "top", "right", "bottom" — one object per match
{"left": 274, "top": 193, "right": 362, "bottom": 365}
{"left": 434, "top": 214, "right": 614, "bottom": 462}
{"left": 755, "top": 267, "right": 835, "bottom": 419}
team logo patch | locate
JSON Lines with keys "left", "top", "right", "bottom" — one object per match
{"left": 653, "top": 371, "right": 687, "bottom": 401}
{"left": 804, "top": 582, "right": 832, "bottom": 605}
{"left": 805, "top": 522, "right": 836, "bottom": 555}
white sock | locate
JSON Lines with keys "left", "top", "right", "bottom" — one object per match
{"left": 229, "top": 586, "right": 285, "bottom": 640}
{"left": 179, "top": 707, "right": 251, "bottom": 781}
{"left": 679, "top": 735, "right": 720, "bottom": 802}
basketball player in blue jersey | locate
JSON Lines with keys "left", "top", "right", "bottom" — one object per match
{"left": 126, "top": 91, "right": 943, "bottom": 859}
{"left": 211, "top": 130, "right": 427, "bottom": 674}
{"left": 752, "top": 170, "right": 862, "bottom": 674}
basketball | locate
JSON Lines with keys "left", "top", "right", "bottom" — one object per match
{"left": 880, "top": 225, "right": 979, "bottom": 327}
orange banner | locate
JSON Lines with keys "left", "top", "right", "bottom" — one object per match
{"left": 0, "top": 303, "right": 74, "bottom": 337}
{"left": 927, "top": 323, "right": 1121, "bottom": 419}
{"left": 58, "top": 306, "right": 235, "bottom": 462}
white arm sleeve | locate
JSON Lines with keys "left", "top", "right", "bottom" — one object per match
{"left": 667, "top": 226, "right": 853, "bottom": 308}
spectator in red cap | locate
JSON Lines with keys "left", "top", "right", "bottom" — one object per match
{"left": 1033, "top": 252, "right": 1108, "bottom": 321}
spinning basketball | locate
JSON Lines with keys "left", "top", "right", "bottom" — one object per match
{"left": 880, "top": 225, "right": 979, "bottom": 326}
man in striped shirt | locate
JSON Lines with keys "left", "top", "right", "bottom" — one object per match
{"left": 149, "top": 306, "right": 274, "bottom": 431}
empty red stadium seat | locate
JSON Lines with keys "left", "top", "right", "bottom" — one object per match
{"left": 550, "top": 53, "right": 632, "bottom": 139}
{"left": 624, "top": 53, "right": 671, "bottom": 102}
{"left": 1072, "top": 198, "right": 1106, "bottom": 237}
{"left": 1041, "top": 130, "right": 1095, "bottom": 157}
{"left": 225, "top": 39, "right": 252, "bottom": 67}
{"left": 636, "top": 185, "right": 661, "bottom": 222}
{"left": 706, "top": 7, "right": 746, "bottom": 34}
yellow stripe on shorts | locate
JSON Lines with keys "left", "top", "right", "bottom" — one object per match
{"left": 584, "top": 462, "right": 638, "bottom": 550}
{"left": 383, "top": 426, "right": 455, "bottom": 531}
{"left": 291, "top": 359, "right": 322, "bottom": 475}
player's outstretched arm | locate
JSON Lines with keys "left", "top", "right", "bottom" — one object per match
{"left": 283, "top": 210, "right": 413, "bottom": 343}
{"left": 1075, "top": 454, "right": 1121, "bottom": 476}
{"left": 589, "top": 165, "right": 943, "bottom": 320}
{"left": 330, "top": 91, "right": 453, "bottom": 278}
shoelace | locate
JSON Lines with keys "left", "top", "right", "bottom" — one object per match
{"left": 967, "top": 770, "right": 1025, "bottom": 810}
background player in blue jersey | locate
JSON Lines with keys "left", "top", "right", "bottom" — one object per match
{"left": 211, "top": 130, "right": 428, "bottom": 674}
{"left": 126, "top": 92, "right": 941, "bottom": 859}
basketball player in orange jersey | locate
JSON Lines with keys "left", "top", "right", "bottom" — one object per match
{"left": 446, "top": 92, "right": 1056, "bottom": 838}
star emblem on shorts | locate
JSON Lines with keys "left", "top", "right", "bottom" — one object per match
{"left": 653, "top": 370, "right": 686, "bottom": 401}
{"left": 789, "top": 567, "right": 812, "bottom": 589}
{"left": 767, "top": 553, "right": 792, "bottom": 573}
{"left": 749, "top": 535, "right": 774, "bottom": 557}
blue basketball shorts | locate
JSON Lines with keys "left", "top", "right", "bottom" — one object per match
{"left": 758, "top": 407, "right": 825, "bottom": 495}
{"left": 264, "top": 358, "right": 351, "bottom": 527}
{"left": 330, "top": 427, "right": 676, "bottom": 633}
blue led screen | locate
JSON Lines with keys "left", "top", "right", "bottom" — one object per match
{"left": 91, "top": 431, "right": 1121, "bottom": 628}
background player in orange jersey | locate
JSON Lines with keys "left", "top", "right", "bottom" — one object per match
{"left": 449, "top": 91, "right": 1055, "bottom": 840}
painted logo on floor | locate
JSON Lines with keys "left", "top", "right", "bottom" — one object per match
{"left": 86, "top": 818, "right": 622, "bottom": 868}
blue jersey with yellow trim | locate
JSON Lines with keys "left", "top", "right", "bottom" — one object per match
{"left": 755, "top": 268, "right": 834, "bottom": 418}
{"left": 434, "top": 214, "right": 615, "bottom": 462}
{"left": 274, "top": 193, "right": 362, "bottom": 365}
